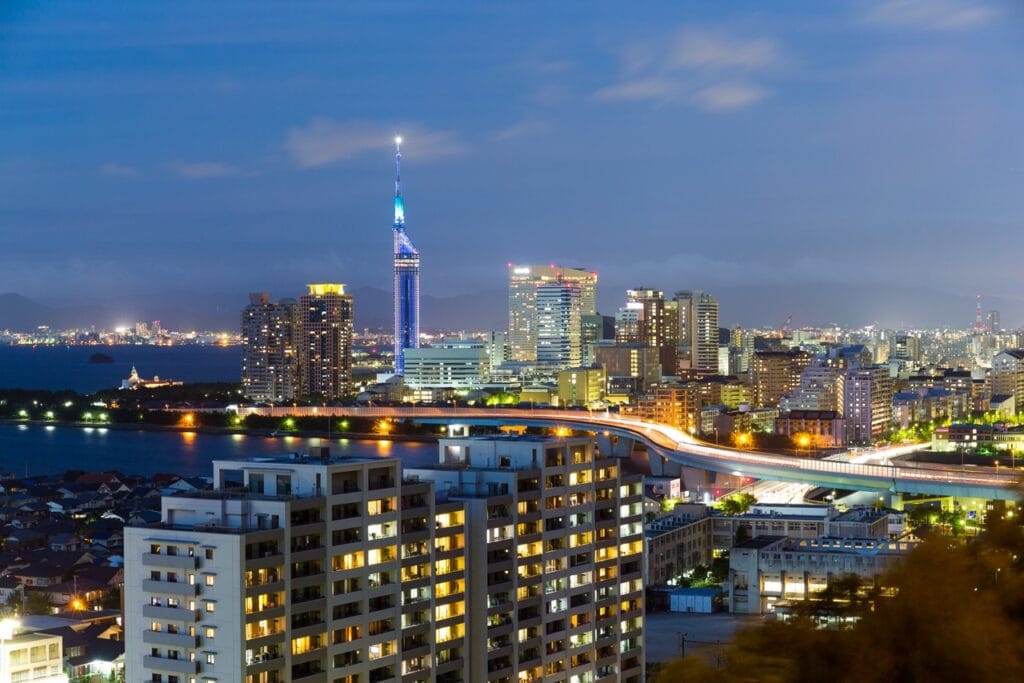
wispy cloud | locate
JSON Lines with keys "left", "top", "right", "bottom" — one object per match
{"left": 865, "top": 0, "right": 998, "bottom": 31}
{"left": 285, "top": 119, "right": 464, "bottom": 169}
{"left": 692, "top": 82, "right": 770, "bottom": 111}
{"left": 594, "top": 27, "right": 783, "bottom": 111}
{"left": 493, "top": 120, "right": 549, "bottom": 142}
{"left": 169, "top": 161, "right": 243, "bottom": 179}
{"left": 594, "top": 78, "right": 678, "bottom": 103}
{"left": 99, "top": 162, "right": 139, "bottom": 178}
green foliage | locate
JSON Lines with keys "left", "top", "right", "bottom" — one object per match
{"left": 24, "top": 591, "right": 52, "bottom": 615}
{"left": 655, "top": 513, "right": 1024, "bottom": 683}
{"left": 715, "top": 492, "right": 757, "bottom": 516}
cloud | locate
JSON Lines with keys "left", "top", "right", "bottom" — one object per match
{"left": 692, "top": 82, "right": 770, "bottom": 111}
{"left": 594, "top": 27, "right": 782, "bottom": 110}
{"left": 99, "top": 162, "right": 139, "bottom": 178}
{"left": 285, "top": 118, "right": 464, "bottom": 168}
{"left": 593, "top": 78, "right": 679, "bottom": 103}
{"left": 668, "top": 30, "right": 782, "bottom": 71}
{"left": 866, "top": 0, "right": 997, "bottom": 30}
{"left": 493, "top": 120, "right": 549, "bottom": 141}
{"left": 169, "top": 161, "right": 242, "bottom": 179}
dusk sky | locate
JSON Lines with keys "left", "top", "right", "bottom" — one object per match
{"left": 2, "top": 1, "right": 1023, "bottom": 327}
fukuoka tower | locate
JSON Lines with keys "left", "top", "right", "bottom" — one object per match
{"left": 392, "top": 136, "right": 420, "bottom": 375}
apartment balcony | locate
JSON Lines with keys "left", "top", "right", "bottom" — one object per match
{"left": 142, "top": 655, "right": 198, "bottom": 675}
{"left": 142, "top": 578, "right": 200, "bottom": 597}
{"left": 142, "top": 553, "right": 198, "bottom": 570}
{"left": 142, "top": 629, "right": 198, "bottom": 648}
{"left": 142, "top": 604, "right": 199, "bottom": 623}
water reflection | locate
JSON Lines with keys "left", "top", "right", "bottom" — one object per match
{"left": 0, "top": 424, "right": 434, "bottom": 477}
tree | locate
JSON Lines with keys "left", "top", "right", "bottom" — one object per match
{"left": 716, "top": 492, "right": 757, "bottom": 515}
{"left": 654, "top": 511, "right": 1024, "bottom": 683}
{"left": 24, "top": 590, "right": 52, "bottom": 615}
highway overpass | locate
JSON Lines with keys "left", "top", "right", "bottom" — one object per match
{"left": 238, "top": 405, "right": 1020, "bottom": 501}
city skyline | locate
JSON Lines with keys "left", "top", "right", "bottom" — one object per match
{"left": 2, "top": 2, "right": 1023, "bottom": 329}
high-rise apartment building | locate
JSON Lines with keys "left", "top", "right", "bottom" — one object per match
{"left": 508, "top": 265, "right": 596, "bottom": 362}
{"left": 124, "top": 450, "right": 467, "bottom": 683}
{"left": 241, "top": 293, "right": 298, "bottom": 402}
{"left": 407, "top": 435, "right": 645, "bottom": 683}
{"left": 298, "top": 283, "right": 354, "bottom": 400}
{"left": 781, "top": 360, "right": 839, "bottom": 412}
{"left": 392, "top": 138, "right": 420, "bottom": 375}
{"left": 889, "top": 334, "right": 921, "bottom": 364}
{"left": 750, "top": 350, "right": 813, "bottom": 408}
{"left": 730, "top": 327, "right": 756, "bottom": 375}
{"left": 674, "top": 291, "right": 719, "bottom": 372}
{"left": 839, "top": 365, "right": 894, "bottom": 444}
{"left": 124, "top": 436, "right": 644, "bottom": 683}
{"left": 536, "top": 282, "right": 582, "bottom": 369}
{"left": 637, "top": 383, "right": 700, "bottom": 434}
{"left": 623, "top": 288, "right": 677, "bottom": 374}
{"left": 991, "top": 349, "right": 1024, "bottom": 414}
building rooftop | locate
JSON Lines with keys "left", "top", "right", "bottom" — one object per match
{"left": 734, "top": 535, "right": 786, "bottom": 549}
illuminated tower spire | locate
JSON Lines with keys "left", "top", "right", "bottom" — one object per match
{"left": 394, "top": 136, "right": 405, "bottom": 227}
{"left": 392, "top": 135, "right": 420, "bottom": 375}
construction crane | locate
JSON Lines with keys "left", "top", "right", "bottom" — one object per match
{"left": 779, "top": 314, "right": 793, "bottom": 336}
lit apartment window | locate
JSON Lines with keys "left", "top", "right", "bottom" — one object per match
{"left": 332, "top": 551, "right": 364, "bottom": 571}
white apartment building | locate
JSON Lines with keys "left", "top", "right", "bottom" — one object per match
{"left": 125, "top": 436, "right": 644, "bottom": 683}
{"left": 124, "top": 449, "right": 467, "bottom": 683}
{"left": 839, "top": 365, "right": 893, "bottom": 445}
{"left": 0, "top": 627, "right": 69, "bottom": 683}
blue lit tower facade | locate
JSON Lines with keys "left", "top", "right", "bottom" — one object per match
{"left": 392, "top": 136, "right": 420, "bottom": 374}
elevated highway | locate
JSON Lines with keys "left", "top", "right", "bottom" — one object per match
{"left": 238, "top": 405, "right": 1020, "bottom": 501}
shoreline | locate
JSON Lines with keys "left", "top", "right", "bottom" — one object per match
{"left": 0, "top": 419, "right": 438, "bottom": 444}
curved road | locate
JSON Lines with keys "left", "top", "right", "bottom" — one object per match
{"left": 240, "top": 405, "right": 1020, "bottom": 500}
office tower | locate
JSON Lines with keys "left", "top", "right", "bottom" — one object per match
{"left": 750, "top": 350, "right": 813, "bottom": 408}
{"left": 392, "top": 137, "right": 420, "bottom": 375}
{"left": 614, "top": 305, "right": 643, "bottom": 345}
{"left": 580, "top": 314, "right": 609, "bottom": 366}
{"left": 595, "top": 344, "right": 662, "bottom": 392}
{"left": 485, "top": 331, "right": 509, "bottom": 371}
{"left": 536, "top": 282, "right": 582, "bottom": 368}
{"left": 241, "top": 293, "right": 298, "bottom": 402}
{"left": 298, "top": 283, "right": 354, "bottom": 400}
{"left": 557, "top": 366, "right": 606, "bottom": 406}
{"left": 508, "top": 265, "right": 597, "bottom": 361}
{"left": 988, "top": 309, "right": 1001, "bottom": 333}
{"left": 407, "top": 435, "right": 646, "bottom": 683}
{"left": 402, "top": 340, "right": 490, "bottom": 389}
{"left": 623, "top": 288, "right": 677, "bottom": 374}
{"left": 839, "top": 365, "right": 894, "bottom": 444}
{"left": 124, "top": 451, "right": 468, "bottom": 683}
{"left": 674, "top": 290, "right": 719, "bottom": 372}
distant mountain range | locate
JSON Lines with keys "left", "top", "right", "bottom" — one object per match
{"left": 2, "top": 283, "right": 1021, "bottom": 333}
